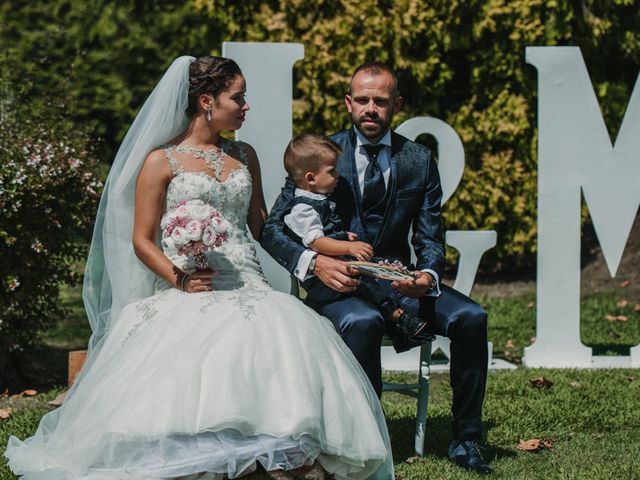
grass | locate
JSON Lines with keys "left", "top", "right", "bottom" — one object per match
{"left": 1, "top": 286, "right": 640, "bottom": 479}
{"left": 41, "top": 283, "right": 91, "bottom": 350}
{"left": 384, "top": 368, "right": 640, "bottom": 479}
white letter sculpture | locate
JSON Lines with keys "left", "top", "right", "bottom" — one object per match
{"left": 395, "top": 118, "right": 497, "bottom": 366}
{"left": 524, "top": 46, "right": 640, "bottom": 367}
{"left": 223, "top": 42, "right": 305, "bottom": 293}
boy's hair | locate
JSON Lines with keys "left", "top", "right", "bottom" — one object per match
{"left": 284, "top": 133, "right": 342, "bottom": 184}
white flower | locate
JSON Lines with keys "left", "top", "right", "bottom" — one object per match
{"left": 8, "top": 277, "right": 20, "bottom": 291}
{"left": 170, "top": 227, "right": 188, "bottom": 246}
{"left": 201, "top": 226, "right": 217, "bottom": 246}
{"left": 185, "top": 220, "right": 203, "bottom": 241}
{"left": 190, "top": 204, "right": 212, "bottom": 221}
{"left": 163, "top": 236, "right": 176, "bottom": 250}
{"left": 174, "top": 203, "right": 189, "bottom": 216}
{"left": 212, "top": 217, "right": 229, "bottom": 234}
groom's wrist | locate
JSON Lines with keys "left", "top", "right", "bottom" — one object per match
{"left": 421, "top": 269, "right": 441, "bottom": 297}
{"left": 294, "top": 249, "right": 318, "bottom": 281}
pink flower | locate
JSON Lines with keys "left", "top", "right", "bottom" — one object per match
{"left": 185, "top": 220, "right": 203, "bottom": 241}
{"left": 212, "top": 217, "right": 228, "bottom": 234}
{"left": 202, "top": 226, "right": 217, "bottom": 246}
{"left": 171, "top": 226, "right": 188, "bottom": 246}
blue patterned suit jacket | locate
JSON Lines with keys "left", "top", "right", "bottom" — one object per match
{"left": 260, "top": 128, "right": 445, "bottom": 284}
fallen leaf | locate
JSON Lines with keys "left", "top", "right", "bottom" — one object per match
{"left": 22, "top": 389, "right": 37, "bottom": 396}
{"left": 635, "top": 304, "right": 640, "bottom": 312}
{"left": 620, "top": 280, "right": 631, "bottom": 288}
{"left": 617, "top": 315, "right": 628, "bottom": 322}
{"left": 530, "top": 336, "right": 537, "bottom": 344}
{"left": 47, "top": 392, "right": 67, "bottom": 407}
{"left": 405, "top": 455, "right": 419, "bottom": 464}
{"left": 527, "top": 301, "right": 534, "bottom": 308}
{"left": 530, "top": 376, "right": 553, "bottom": 389}
{"left": 505, "top": 339, "right": 515, "bottom": 349}
{"left": 617, "top": 299, "right": 629, "bottom": 308}
{"left": 627, "top": 376, "right": 636, "bottom": 382}
{"left": 591, "top": 433, "right": 604, "bottom": 440}
{"left": 569, "top": 381, "right": 582, "bottom": 389}
{"left": 516, "top": 438, "right": 552, "bottom": 451}
{"left": 606, "top": 314, "right": 628, "bottom": 322}
{"left": 0, "top": 407, "right": 12, "bottom": 420}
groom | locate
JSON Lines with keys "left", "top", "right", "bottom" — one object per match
{"left": 261, "top": 62, "right": 492, "bottom": 475}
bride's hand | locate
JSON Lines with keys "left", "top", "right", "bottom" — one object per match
{"left": 181, "top": 269, "right": 215, "bottom": 293}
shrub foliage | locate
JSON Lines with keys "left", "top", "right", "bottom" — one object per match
{"left": 0, "top": 80, "right": 101, "bottom": 388}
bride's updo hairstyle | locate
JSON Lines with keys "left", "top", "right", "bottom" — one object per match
{"left": 187, "top": 56, "right": 242, "bottom": 117}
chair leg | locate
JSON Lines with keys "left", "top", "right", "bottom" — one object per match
{"left": 414, "top": 342, "right": 432, "bottom": 456}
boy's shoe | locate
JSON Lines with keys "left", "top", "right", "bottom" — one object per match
{"left": 396, "top": 312, "right": 435, "bottom": 342}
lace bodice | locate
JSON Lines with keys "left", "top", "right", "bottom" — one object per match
{"left": 156, "top": 140, "right": 269, "bottom": 292}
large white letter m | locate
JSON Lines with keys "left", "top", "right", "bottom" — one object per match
{"left": 525, "top": 46, "right": 640, "bottom": 367}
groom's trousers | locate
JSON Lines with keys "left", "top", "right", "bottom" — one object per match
{"left": 310, "top": 283, "right": 488, "bottom": 442}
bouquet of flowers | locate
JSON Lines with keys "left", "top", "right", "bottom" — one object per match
{"left": 160, "top": 199, "right": 230, "bottom": 269}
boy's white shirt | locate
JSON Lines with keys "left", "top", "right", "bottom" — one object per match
{"left": 284, "top": 189, "right": 334, "bottom": 248}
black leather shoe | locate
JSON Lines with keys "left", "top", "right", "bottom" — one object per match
{"left": 448, "top": 440, "right": 493, "bottom": 475}
{"left": 396, "top": 312, "right": 435, "bottom": 342}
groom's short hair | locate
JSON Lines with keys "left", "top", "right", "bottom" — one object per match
{"left": 284, "top": 134, "right": 342, "bottom": 183}
{"left": 351, "top": 61, "right": 399, "bottom": 96}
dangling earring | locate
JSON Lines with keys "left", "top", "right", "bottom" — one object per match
{"left": 206, "top": 107, "right": 212, "bottom": 122}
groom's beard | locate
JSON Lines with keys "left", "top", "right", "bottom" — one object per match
{"left": 353, "top": 114, "right": 391, "bottom": 143}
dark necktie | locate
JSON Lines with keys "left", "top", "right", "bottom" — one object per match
{"left": 362, "top": 144, "right": 386, "bottom": 211}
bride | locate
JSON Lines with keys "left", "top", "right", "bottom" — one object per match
{"left": 4, "top": 56, "right": 394, "bottom": 480}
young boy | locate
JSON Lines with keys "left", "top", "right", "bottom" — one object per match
{"left": 282, "top": 133, "right": 433, "bottom": 342}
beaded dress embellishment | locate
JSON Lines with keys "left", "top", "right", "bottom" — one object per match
{"left": 172, "top": 144, "right": 226, "bottom": 180}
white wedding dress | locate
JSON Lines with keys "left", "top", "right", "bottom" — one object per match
{"left": 5, "top": 143, "right": 393, "bottom": 480}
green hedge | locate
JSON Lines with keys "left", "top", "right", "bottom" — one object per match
{"left": 1, "top": 0, "right": 638, "bottom": 270}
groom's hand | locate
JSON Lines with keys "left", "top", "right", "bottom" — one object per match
{"left": 392, "top": 271, "right": 433, "bottom": 298}
{"left": 314, "top": 255, "right": 360, "bottom": 293}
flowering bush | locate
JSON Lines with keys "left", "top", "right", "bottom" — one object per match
{"left": 0, "top": 112, "right": 102, "bottom": 388}
{"left": 161, "top": 199, "right": 230, "bottom": 269}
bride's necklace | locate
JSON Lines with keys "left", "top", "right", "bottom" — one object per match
{"left": 174, "top": 143, "right": 227, "bottom": 180}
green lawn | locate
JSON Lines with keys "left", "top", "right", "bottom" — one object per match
{"left": 2, "top": 287, "right": 640, "bottom": 479}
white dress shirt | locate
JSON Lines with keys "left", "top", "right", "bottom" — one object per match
{"left": 354, "top": 127, "right": 392, "bottom": 194}
{"left": 284, "top": 189, "right": 334, "bottom": 248}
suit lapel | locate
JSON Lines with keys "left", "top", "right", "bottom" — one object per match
{"left": 337, "top": 129, "right": 367, "bottom": 240}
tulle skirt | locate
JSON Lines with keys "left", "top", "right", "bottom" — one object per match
{"left": 5, "top": 287, "right": 393, "bottom": 479}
